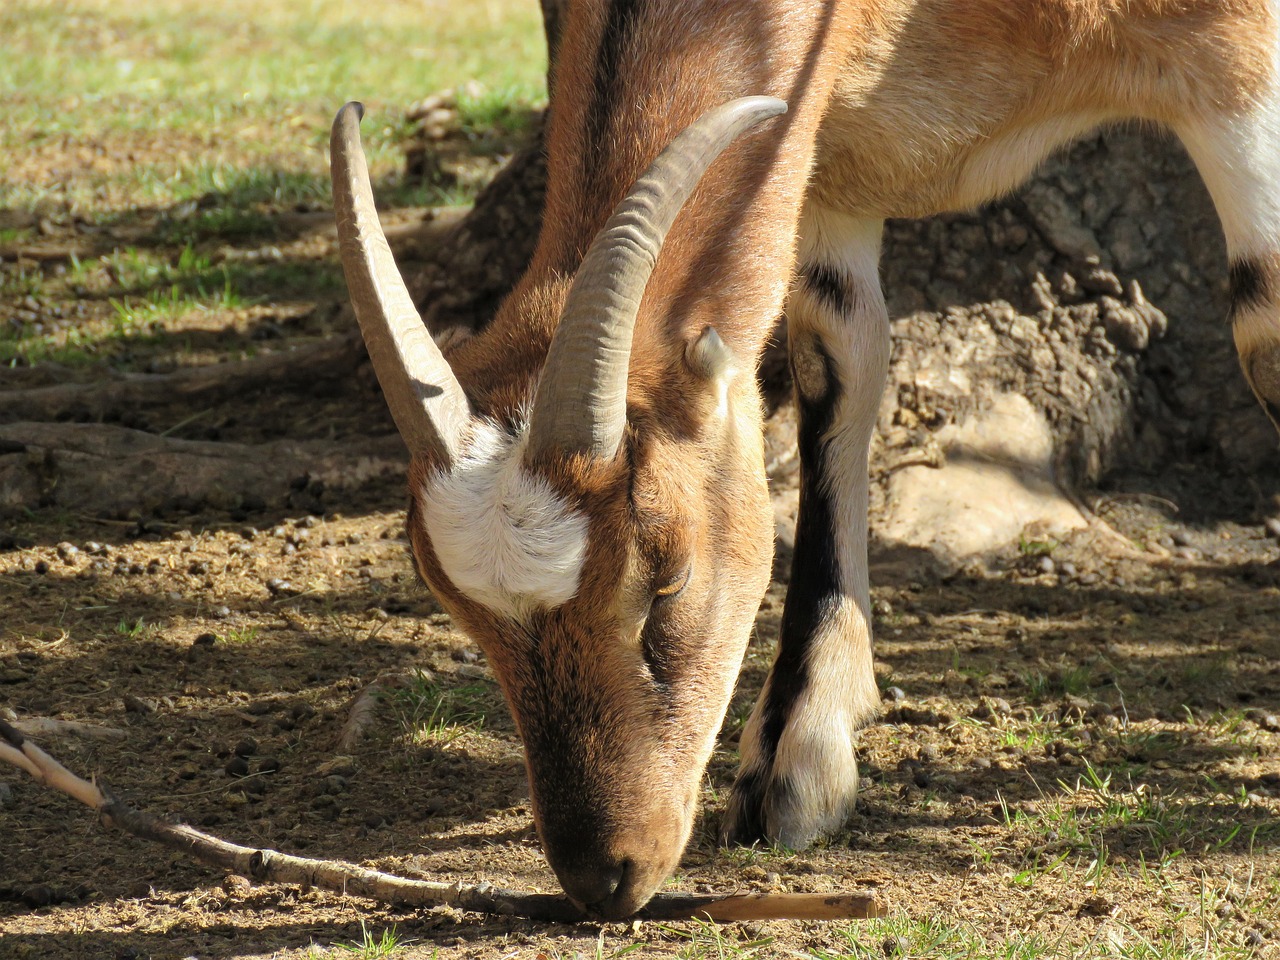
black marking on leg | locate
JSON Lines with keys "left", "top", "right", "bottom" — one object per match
{"left": 755, "top": 341, "right": 843, "bottom": 761}
{"left": 722, "top": 767, "right": 769, "bottom": 845}
{"left": 803, "top": 262, "right": 856, "bottom": 318}
{"left": 1229, "top": 257, "right": 1270, "bottom": 319}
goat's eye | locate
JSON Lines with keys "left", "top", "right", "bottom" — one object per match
{"left": 654, "top": 564, "right": 691, "bottom": 600}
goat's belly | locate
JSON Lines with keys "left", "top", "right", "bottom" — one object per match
{"left": 810, "top": 108, "right": 1119, "bottom": 221}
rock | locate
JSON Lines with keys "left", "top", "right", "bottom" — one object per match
{"left": 313, "top": 756, "right": 356, "bottom": 778}
{"left": 122, "top": 695, "right": 157, "bottom": 715}
{"left": 972, "top": 697, "right": 1012, "bottom": 720}
{"left": 1265, "top": 517, "right": 1280, "bottom": 541}
{"left": 876, "top": 394, "right": 1087, "bottom": 573}
{"left": 883, "top": 686, "right": 907, "bottom": 703}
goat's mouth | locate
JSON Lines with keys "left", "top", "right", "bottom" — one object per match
{"left": 534, "top": 778, "right": 696, "bottom": 920}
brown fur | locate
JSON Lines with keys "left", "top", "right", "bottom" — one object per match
{"left": 403, "top": 0, "right": 1278, "bottom": 918}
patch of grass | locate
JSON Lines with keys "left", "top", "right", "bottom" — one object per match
{"left": 999, "top": 762, "right": 1277, "bottom": 870}
{"left": 1018, "top": 535, "right": 1059, "bottom": 558}
{"left": 330, "top": 921, "right": 409, "bottom": 959}
{"left": 388, "top": 671, "right": 492, "bottom": 745}
{"left": 0, "top": 0, "right": 547, "bottom": 215}
{"left": 1023, "top": 662, "right": 1096, "bottom": 700}
{"left": 216, "top": 626, "right": 259, "bottom": 645}
{"left": 655, "top": 920, "right": 776, "bottom": 960}
{"left": 816, "top": 916, "right": 1056, "bottom": 959}
{"left": 114, "top": 618, "right": 159, "bottom": 640}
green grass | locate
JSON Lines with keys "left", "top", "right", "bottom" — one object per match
{"left": 815, "top": 916, "right": 1056, "bottom": 960}
{"left": 309, "top": 921, "right": 410, "bottom": 959}
{"left": 0, "top": 0, "right": 547, "bottom": 216}
{"left": 388, "top": 671, "right": 493, "bottom": 745}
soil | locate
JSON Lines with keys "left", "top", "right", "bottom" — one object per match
{"left": 3, "top": 125, "right": 1280, "bottom": 959}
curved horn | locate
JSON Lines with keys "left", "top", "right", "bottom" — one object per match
{"left": 330, "top": 101, "right": 471, "bottom": 465}
{"left": 525, "top": 95, "right": 788, "bottom": 463}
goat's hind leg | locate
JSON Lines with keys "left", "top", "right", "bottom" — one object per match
{"left": 722, "top": 208, "right": 887, "bottom": 849}
{"left": 1176, "top": 101, "right": 1280, "bottom": 434}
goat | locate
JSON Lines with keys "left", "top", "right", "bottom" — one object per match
{"left": 330, "top": 0, "right": 1280, "bottom": 920}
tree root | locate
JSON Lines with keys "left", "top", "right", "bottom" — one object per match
{"left": 0, "top": 718, "right": 886, "bottom": 923}
{"left": 0, "top": 422, "right": 406, "bottom": 517}
{"left": 0, "top": 334, "right": 363, "bottom": 425}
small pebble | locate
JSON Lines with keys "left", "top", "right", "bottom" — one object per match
{"left": 281, "top": 542, "right": 297, "bottom": 557}
{"left": 884, "top": 686, "right": 907, "bottom": 703}
{"left": 222, "top": 875, "right": 252, "bottom": 897}
{"left": 271, "top": 526, "right": 287, "bottom": 539}
{"left": 1171, "top": 529, "right": 1194, "bottom": 547}
{"left": 211, "top": 605, "right": 231, "bottom": 619}
{"left": 122, "top": 695, "right": 157, "bottom": 715}
{"left": 322, "top": 774, "right": 349, "bottom": 795}
{"left": 1037, "top": 556, "right": 1055, "bottom": 575}
{"left": 34, "top": 560, "right": 49, "bottom": 575}
{"left": 1266, "top": 517, "right": 1280, "bottom": 541}
{"left": 224, "top": 756, "right": 250, "bottom": 777}
{"left": 56, "top": 542, "right": 78, "bottom": 562}
{"left": 0, "top": 780, "right": 13, "bottom": 807}
{"left": 1058, "top": 560, "right": 1078, "bottom": 578}
{"left": 83, "top": 541, "right": 107, "bottom": 556}
{"left": 265, "top": 578, "right": 297, "bottom": 596}
{"left": 21, "top": 884, "right": 56, "bottom": 908}
{"left": 188, "top": 560, "right": 209, "bottom": 575}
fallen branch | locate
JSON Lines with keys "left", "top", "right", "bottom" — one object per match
{"left": 0, "top": 334, "right": 362, "bottom": 424}
{"left": 0, "top": 719, "right": 885, "bottom": 923}
{"left": 9, "top": 717, "right": 126, "bottom": 740}
{"left": 0, "top": 422, "right": 406, "bottom": 516}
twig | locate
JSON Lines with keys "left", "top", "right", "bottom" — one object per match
{"left": 0, "top": 719, "right": 886, "bottom": 923}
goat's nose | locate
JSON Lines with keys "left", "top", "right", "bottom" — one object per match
{"left": 558, "top": 859, "right": 628, "bottom": 915}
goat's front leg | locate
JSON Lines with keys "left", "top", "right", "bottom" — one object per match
{"left": 723, "top": 208, "right": 888, "bottom": 849}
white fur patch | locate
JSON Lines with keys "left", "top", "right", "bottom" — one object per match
{"left": 420, "top": 421, "right": 588, "bottom": 621}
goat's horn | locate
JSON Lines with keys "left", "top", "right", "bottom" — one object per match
{"left": 525, "top": 95, "right": 787, "bottom": 462}
{"left": 330, "top": 101, "right": 471, "bottom": 465}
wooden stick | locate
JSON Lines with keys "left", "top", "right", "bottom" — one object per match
{"left": 0, "top": 719, "right": 885, "bottom": 923}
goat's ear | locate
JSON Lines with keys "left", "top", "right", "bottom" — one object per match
{"left": 685, "top": 326, "right": 737, "bottom": 380}
{"left": 684, "top": 326, "right": 742, "bottom": 419}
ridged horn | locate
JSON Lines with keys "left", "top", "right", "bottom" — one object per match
{"left": 525, "top": 95, "right": 788, "bottom": 463}
{"left": 330, "top": 101, "right": 471, "bottom": 465}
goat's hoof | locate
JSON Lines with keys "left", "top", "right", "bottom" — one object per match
{"left": 720, "top": 756, "right": 859, "bottom": 851}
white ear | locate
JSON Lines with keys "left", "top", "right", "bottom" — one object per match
{"left": 686, "top": 326, "right": 738, "bottom": 379}
{"left": 685, "top": 326, "right": 741, "bottom": 419}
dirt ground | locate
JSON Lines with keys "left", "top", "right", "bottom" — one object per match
{"left": 2, "top": 357, "right": 1280, "bottom": 959}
